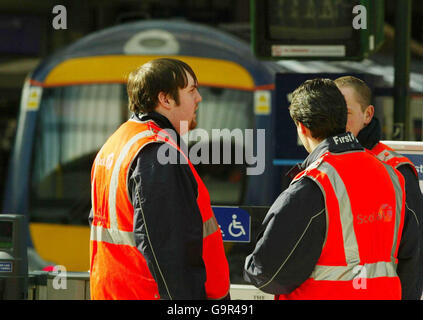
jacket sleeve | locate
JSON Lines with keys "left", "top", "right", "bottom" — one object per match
{"left": 243, "top": 177, "right": 326, "bottom": 294}
{"left": 396, "top": 165, "right": 422, "bottom": 300}
{"left": 129, "top": 143, "right": 207, "bottom": 300}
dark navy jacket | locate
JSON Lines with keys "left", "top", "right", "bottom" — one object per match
{"left": 244, "top": 132, "right": 421, "bottom": 299}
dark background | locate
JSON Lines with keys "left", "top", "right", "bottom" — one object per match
{"left": 0, "top": 0, "right": 422, "bottom": 201}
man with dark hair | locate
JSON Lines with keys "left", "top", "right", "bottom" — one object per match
{"left": 89, "top": 58, "right": 230, "bottom": 300}
{"left": 126, "top": 58, "right": 199, "bottom": 132}
{"left": 335, "top": 75, "right": 423, "bottom": 299}
{"left": 244, "top": 78, "right": 420, "bottom": 300}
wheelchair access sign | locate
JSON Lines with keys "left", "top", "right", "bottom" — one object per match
{"left": 212, "top": 207, "right": 250, "bottom": 243}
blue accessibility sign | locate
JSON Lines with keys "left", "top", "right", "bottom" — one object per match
{"left": 212, "top": 207, "right": 250, "bottom": 243}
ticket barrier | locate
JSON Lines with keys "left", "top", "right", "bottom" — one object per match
{"left": 0, "top": 214, "right": 28, "bottom": 300}
{"left": 27, "top": 271, "right": 90, "bottom": 300}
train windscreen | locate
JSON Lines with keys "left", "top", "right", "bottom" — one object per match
{"left": 29, "top": 84, "right": 253, "bottom": 225}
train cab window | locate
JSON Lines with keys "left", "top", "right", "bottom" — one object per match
{"left": 188, "top": 87, "right": 253, "bottom": 205}
{"left": 29, "top": 84, "right": 253, "bottom": 225}
{"left": 30, "top": 84, "right": 127, "bottom": 225}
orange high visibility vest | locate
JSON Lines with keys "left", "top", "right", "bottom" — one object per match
{"left": 278, "top": 150, "right": 405, "bottom": 300}
{"left": 90, "top": 118, "right": 230, "bottom": 300}
{"left": 370, "top": 142, "right": 418, "bottom": 178}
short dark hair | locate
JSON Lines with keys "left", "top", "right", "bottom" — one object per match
{"left": 127, "top": 58, "right": 198, "bottom": 114}
{"left": 289, "top": 78, "right": 347, "bottom": 140}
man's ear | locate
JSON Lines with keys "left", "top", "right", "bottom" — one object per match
{"left": 157, "top": 92, "right": 172, "bottom": 110}
{"left": 297, "top": 121, "right": 309, "bottom": 136}
{"left": 363, "top": 105, "right": 375, "bottom": 126}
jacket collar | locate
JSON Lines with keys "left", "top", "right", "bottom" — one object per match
{"left": 286, "top": 132, "right": 364, "bottom": 179}
{"left": 132, "top": 111, "right": 185, "bottom": 149}
{"left": 134, "top": 111, "right": 176, "bottom": 131}
{"left": 356, "top": 117, "right": 381, "bottom": 150}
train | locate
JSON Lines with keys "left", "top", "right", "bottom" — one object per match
{"left": 2, "top": 19, "right": 423, "bottom": 279}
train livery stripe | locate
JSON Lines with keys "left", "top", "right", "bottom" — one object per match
{"left": 41, "top": 55, "right": 256, "bottom": 90}
{"left": 30, "top": 223, "right": 90, "bottom": 271}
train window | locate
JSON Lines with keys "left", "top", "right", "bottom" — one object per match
{"left": 188, "top": 87, "right": 253, "bottom": 205}
{"left": 29, "top": 84, "right": 253, "bottom": 225}
{"left": 29, "top": 84, "right": 127, "bottom": 225}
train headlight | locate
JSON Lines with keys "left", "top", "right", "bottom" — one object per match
{"left": 123, "top": 29, "right": 180, "bottom": 55}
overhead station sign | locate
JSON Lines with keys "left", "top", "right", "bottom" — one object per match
{"left": 251, "top": 0, "right": 385, "bottom": 61}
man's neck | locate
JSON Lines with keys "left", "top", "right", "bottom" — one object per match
{"left": 307, "top": 137, "right": 324, "bottom": 154}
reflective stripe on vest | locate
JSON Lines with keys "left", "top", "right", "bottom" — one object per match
{"left": 203, "top": 215, "right": 220, "bottom": 238}
{"left": 371, "top": 142, "right": 418, "bottom": 178}
{"left": 307, "top": 161, "right": 403, "bottom": 281}
{"left": 311, "top": 261, "right": 398, "bottom": 281}
{"left": 91, "top": 215, "right": 219, "bottom": 245}
{"left": 382, "top": 162, "right": 404, "bottom": 261}
{"left": 310, "top": 161, "right": 359, "bottom": 265}
{"left": 91, "top": 224, "right": 135, "bottom": 246}
{"left": 375, "top": 149, "right": 398, "bottom": 163}
{"left": 108, "top": 129, "right": 155, "bottom": 230}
